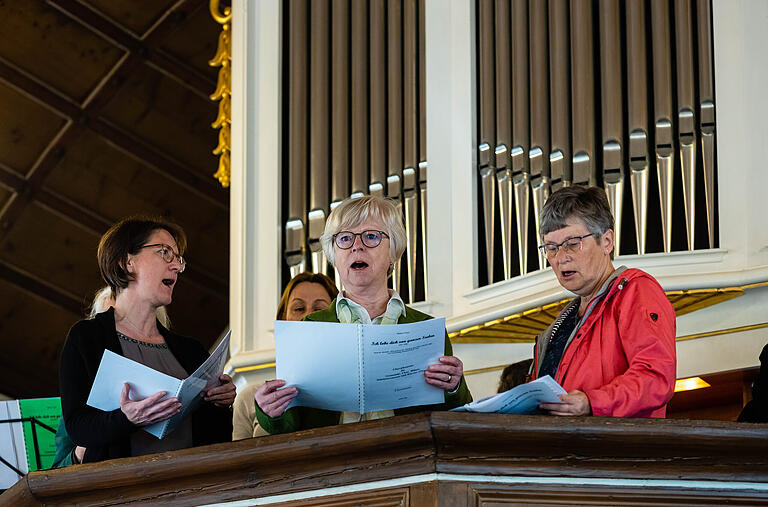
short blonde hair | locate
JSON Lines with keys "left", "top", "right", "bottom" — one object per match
{"left": 320, "top": 195, "right": 407, "bottom": 269}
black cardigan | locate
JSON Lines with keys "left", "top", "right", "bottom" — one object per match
{"left": 59, "top": 308, "right": 232, "bottom": 463}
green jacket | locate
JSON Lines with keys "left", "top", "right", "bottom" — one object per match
{"left": 255, "top": 301, "right": 472, "bottom": 434}
{"left": 52, "top": 417, "right": 76, "bottom": 468}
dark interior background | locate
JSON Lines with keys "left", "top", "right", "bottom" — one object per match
{"left": 0, "top": 0, "right": 230, "bottom": 399}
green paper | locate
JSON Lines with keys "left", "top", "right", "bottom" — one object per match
{"left": 18, "top": 398, "right": 61, "bottom": 471}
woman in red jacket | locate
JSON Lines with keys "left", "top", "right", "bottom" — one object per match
{"left": 533, "top": 186, "right": 676, "bottom": 418}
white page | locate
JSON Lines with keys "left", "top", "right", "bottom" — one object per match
{"left": 452, "top": 375, "right": 566, "bottom": 414}
{"left": 275, "top": 321, "right": 360, "bottom": 412}
{"left": 0, "top": 400, "right": 26, "bottom": 489}
{"left": 275, "top": 319, "right": 446, "bottom": 413}
{"left": 86, "top": 350, "right": 181, "bottom": 438}
{"left": 86, "top": 350, "right": 182, "bottom": 411}
{"left": 361, "top": 319, "right": 445, "bottom": 412}
{"left": 164, "top": 331, "right": 232, "bottom": 437}
{"left": 86, "top": 333, "right": 232, "bottom": 439}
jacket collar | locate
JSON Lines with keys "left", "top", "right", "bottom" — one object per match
{"left": 306, "top": 297, "right": 432, "bottom": 324}
{"left": 535, "top": 265, "right": 630, "bottom": 378}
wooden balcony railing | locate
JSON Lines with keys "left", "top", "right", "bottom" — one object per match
{"left": 3, "top": 412, "right": 768, "bottom": 505}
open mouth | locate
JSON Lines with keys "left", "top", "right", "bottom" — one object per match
{"left": 162, "top": 278, "right": 175, "bottom": 287}
{"left": 350, "top": 261, "right": 368, "bottom": 270}
{"left": 561, "top": 270, "right": 576, "bottom": 278}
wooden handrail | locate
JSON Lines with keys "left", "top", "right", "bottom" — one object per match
{"left": 4, "top": 412, "right": 768, "bottom": 505}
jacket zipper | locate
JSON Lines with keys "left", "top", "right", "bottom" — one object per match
{"left": 554, "top": 276, "right": 629, "bottom": 384}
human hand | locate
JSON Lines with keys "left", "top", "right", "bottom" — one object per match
{"left": 424, "top": 356, "right": 463, "bottom": 391}
{"left": 74, "top": 446, "right": 86, "bottom": 464}
{"left": 205, "top": 373, "right": 237, "bottom": 407}
{"left": 254, "top": 379, "right": 297, "bottom": 418}
{"left": 119, "top": 383, "right": 181, "bottom": 426}
{"left": 539, "top": 390, "right": 592, "bottom": 416}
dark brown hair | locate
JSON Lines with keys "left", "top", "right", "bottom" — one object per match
{"left": 497, "top": 358, "right": 534, "bottom": 393}
{"left": 276, "top": 272, "right": 339, "bottom": 320}
{"left": 97, "top": 216, "right": 187, "bottom": 296}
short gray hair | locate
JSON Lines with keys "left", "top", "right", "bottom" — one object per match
{"left": 540, "top": 185, "right": 614, "bottom": 241}
{"left": 321, "top": 195, "right": 407, "bottom": 269}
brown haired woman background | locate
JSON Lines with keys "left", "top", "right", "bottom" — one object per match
{"left": 232, "top": 272, "right": 339, "bottom": 440}
{"left": 59, "top": 216, "right": 235, "bottom": 462}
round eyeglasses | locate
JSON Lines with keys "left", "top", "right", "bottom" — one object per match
{"left": 141, "top": 243, "right": 186, "bottom": 272}
{"left": 333, "top": 230, "right": 389, "bottom": 250}
{"left": 538, "top": 233, "right": 594, "bottom": 259}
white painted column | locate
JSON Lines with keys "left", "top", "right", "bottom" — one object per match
{"left": 423, "top": 0, "right": 477, "bottom": 320}
{"left": 228, "top": 0, "right": 282, "bottom": 384}
{"left": 712, "top": 0, "right": 768, "bottom": 265}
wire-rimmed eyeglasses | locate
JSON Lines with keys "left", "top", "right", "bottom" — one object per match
{"left": 538, "top": 233, "right": 595, "bottom": 259}
{"left": 141, "top": 243, "right": 186, "bottom": 272}
{"left": 333, "top": 230, "right": 389, "bottom": 250}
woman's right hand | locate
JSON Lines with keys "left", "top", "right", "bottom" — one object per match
{"left": 119, "top": 383, "right": 181, "bottom": 426}
{"left": 254, "top": 379, "right": 297, "bottom": 417}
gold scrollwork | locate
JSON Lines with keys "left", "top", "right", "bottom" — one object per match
{"left": 209, "top": 0, "right": 231, "bottom": 187}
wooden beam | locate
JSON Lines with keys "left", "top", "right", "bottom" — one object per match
{"left": 45, "top": 0, "right": 215, "bottom": 100}
{"left": 0, "top": 260, "right": 85, "bottom": 316}
{"left": 0, "top": 58, "right": 228, "bottom": 209}
{"left": 0, "top": 161, "right": 227, "bottom": 300}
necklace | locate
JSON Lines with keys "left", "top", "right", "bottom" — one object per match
{"left": 116, "top": 313, "right": 164, "bottom": 344}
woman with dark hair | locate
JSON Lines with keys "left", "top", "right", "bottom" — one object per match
{"left": 232, "top": 272, "right": 338, "bottom": 440}
{"left": 59, "top": 216, "right": 235, "bottom": 463}
{"left": 52, "top": 286, "right": 175, "bottom": 467}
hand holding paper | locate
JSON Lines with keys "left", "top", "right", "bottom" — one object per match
{"left": 424, "top": 355, "right": 464, "bottom": 391}
{"left": 204, "top": 374, "right": 237, "bottom": 407}
{"left": 255, "top": 379, "right": 297, "bottom": 417}
{"left": 87, "top": 331, "right": 231, "bottom": 439}
{"left": 452, "top": 375, "right": 566, "bottom": 414}
{"left": 119, "top": 383, "right": 180, "bottom": 426}
{"left": 539, "top": 389, "right": 591, "bottom": 416}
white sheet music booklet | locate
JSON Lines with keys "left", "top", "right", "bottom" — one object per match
{"left": 275, "top": 319, "right": 446, "bottom": 413}
{"left": 86, "top": 331, "right": 230, "bottom": 439}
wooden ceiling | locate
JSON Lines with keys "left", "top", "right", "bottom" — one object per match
{"left": 0, "top": 0, "right": 229, "bottom": 398}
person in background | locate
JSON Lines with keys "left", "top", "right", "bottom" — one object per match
{"left": 252, "top": 195, "right": 471, "bottom": 434}
{"left": 738, "top": 343, "right": 768, "bottom": 422}
{"left": 52, "top": 287, "right": 173, "bottom": 467}
{"left": 497, "top": 358, "right": 533, "bottom": 393}
{"left": 232, "top": 272, "right": 339, "bottom": 440}
{"left": 532, "top": 186, "right": 676, "bottom": 418}
{"left": 59, "top": 216, "right": 235, "bottom": 463}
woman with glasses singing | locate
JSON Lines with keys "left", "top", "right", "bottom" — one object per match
{"left": 253, "top": 195, "right": 471, "bottom": 434}
{"left": 58, "top": 216, "right": 235, "bottom": 462}
{"left": 532, "top": 186, "right": 676, "bottom": 418}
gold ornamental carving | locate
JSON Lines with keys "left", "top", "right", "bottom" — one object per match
{"left": 209, "top": 0, "right": 231, "bottom": 187}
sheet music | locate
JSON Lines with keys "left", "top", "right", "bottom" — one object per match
{"left": 275, "top": 319, "right": 445, "bottom": 413}
{"left": 452, "top": 375, "right": 566, "bottom": 414}
{"left": 86, "top": 331, "right": 231, "bottom": 438}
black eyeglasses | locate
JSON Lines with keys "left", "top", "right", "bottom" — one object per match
{"left": 333, "top": 230, "right": 389, "bottom": 250}
{"left": 141, "top": 243, "right": 186, "bottom": 272}
{"left": 538, "top": 233, "right": 595, "bottom": 259}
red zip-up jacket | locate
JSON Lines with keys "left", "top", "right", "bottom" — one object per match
{"left": 533, "top": 267, "right": 677, "bottom": 418}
